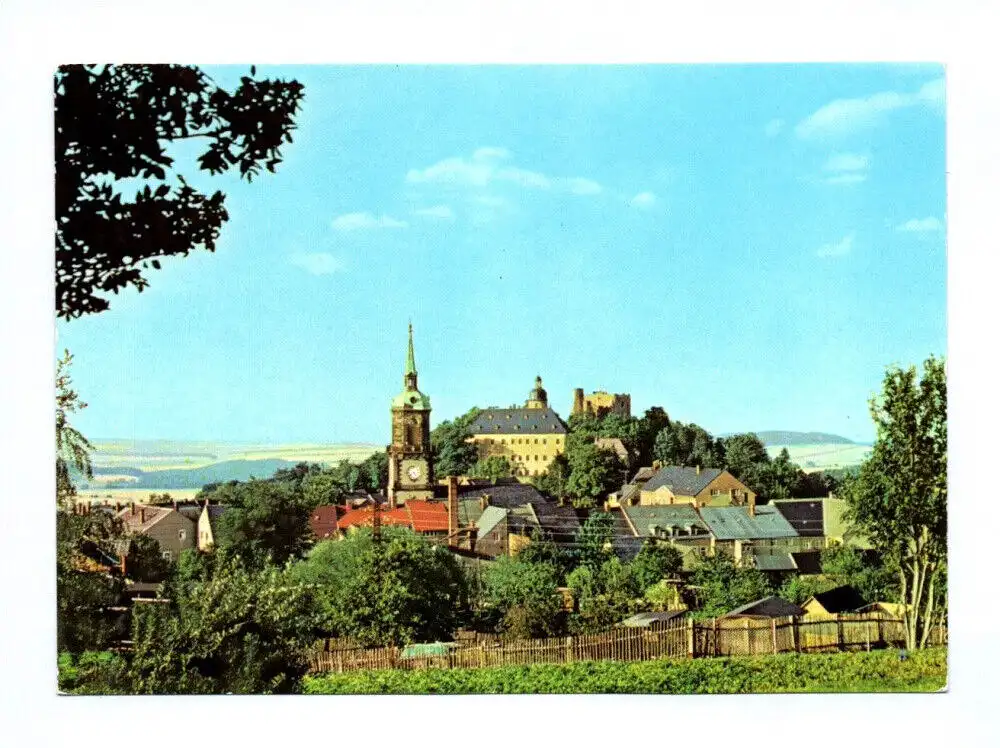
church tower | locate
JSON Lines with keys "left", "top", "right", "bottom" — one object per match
{"left": 387, "top": 323, "right": 435, "bottom": 506}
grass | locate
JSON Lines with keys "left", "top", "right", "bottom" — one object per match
{"left": 302, "top": 648, "right": 947, "bottom": 695}
{"left": 766, "top": 443, "right": 872, "bottom": 473}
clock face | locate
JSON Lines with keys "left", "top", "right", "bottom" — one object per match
{"left": 406, "top": 465, "right": 422, "bottom": 481}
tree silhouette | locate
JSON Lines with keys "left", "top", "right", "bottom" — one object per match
{"left": 55, "top": 64, "right": 304, "bottom": 319}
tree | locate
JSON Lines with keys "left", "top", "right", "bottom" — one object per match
{"left": 533, "top": 453, "right": 570, "bottom": 505}
{"left": 301, "top": 470, "right": 348, "bottom": 508}
{"left": 565, "top": 442, "right": 624, "bottom": 509}
{"left": 214, "top": 479, "right": 314, "bottom": 567}
{"left": 631, "top": 541, "right": 683, "bottom": 590}
{"left": 516, "top": 531, "right": 573, "bottom": 583}
{"left": 841, "top": 356, "right": 946, "bottom": 649}
{"left": 55, "top": 64, "right": 304, "bottom": 319}
{"left": 470, "top": 455, "right": 514, "bottom": 481}
{"left": 57, "top": 510, "right": 127, "bottom": 652}
{"left": 636, "top": 406, "right": 671, "bottom": 466}
{"left": 290, "top": 528, "right": 468, "bottom": 647}
{"left": 721, "top": 433, "right": 770, "bottom": 484}
{"left": 481, "top": 556, "right": 563, "bottom": 639}
{"left": 574, "top": 511, "right": 616, "bottom": 571}
{"left": 820, "top": 544, "right": 896, "bottom": 604}
{"left": 124, "top": 534, "right": 172, "bottom": 583}
{"left": 689, "top": 555, "right": 772, "bottom": 618}
{"left": 359, "top": 451, "right": 389, "bottom": 492}
{"left": 431, "top": 408, "right": 481, "bottom": 477}
{"left": 652, "top": 421, "right": 723, "bottom": 469}
{"left": 55, "top": 350, "right": 92, "bottom": 507}
{"left": 567, "top": 556, "right": 641, "bottom": 633}
{"left": 128, "top": 553, "right": 316, "bottom": 694}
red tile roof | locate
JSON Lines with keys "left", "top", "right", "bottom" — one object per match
{"left": 337, "top": 505, "right": 412, "bottom": 530}
{"left": 117, "top": 505, "right": 173, "bottom": 533}
{"left": 309, "top": 505, "right": 341, "bottom": 540}
{"left": 405, "top": 500, "right": 449, "bottom": 533}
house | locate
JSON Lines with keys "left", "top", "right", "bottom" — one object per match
{"left": 618, "top": 503, "right": 712, "bottom": 567}
{"left": 802, "top": 585, "right": 868, "bottom": 616}
{"left": 405, "top": 499, "right": 450, "bottom": 537}
{"left": 197, "top": 503, "right": 228, "bottom": 550}
{"left": 337, "top": 504, "right": 412, "bottom": 533}
{"left": 474, "top": 504, "right": 542, "bottom": 558}
{"left": 621, "top": 610, "right": 687, "bottom": 629}
{"left": 698, "top": 504, "right": 802, "bottom": 562}
{"left": 721, "top": 596, "right": 805, "bottom": 619}
{"left": 467, "top": 379, "right": 569, "bottom": 479}
{"left": 117, "top": 504, "right": 195, "bottom": 562}
{"left": 771, "top": 496, "right": 851, "bottom": 550}
{"left": 637, "top": 465, "right": 756, "bottom": 508}
{"left": 594, "top": 437, "right": 634, "bottom": 467}
{"left": 308, "top": 504, "right": 341, "bottom": 542}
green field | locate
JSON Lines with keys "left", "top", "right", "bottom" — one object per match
{"left": 767, "top": 443, "right": 871, "bottom": 473}
{"left": 302, "top": 648, "right": 946, "bottom": 695}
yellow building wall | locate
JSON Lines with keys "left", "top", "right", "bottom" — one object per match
{"left": 197, "top": 509, "right": 214, "bottom": 551}
{"left": 577, "top": 391, "right": 631, "bottom": 417}
{"left": 468, "top": 433, "right": 566, "bottom": 478}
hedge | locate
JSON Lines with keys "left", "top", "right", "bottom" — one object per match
{"left": 302, "top": 648, "right": 947, "bottom": 695}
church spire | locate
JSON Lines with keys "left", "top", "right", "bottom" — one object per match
{"left": 406, "top": 321, "right": 416, "bottom": 376}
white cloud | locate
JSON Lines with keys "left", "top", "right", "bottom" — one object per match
{"left": 290, "top": 253, "right": 342, "bottom": 275}
{"left": 413, "top": 204, "right": 456, "bottom": 221}
{"left": 822, "top": 152, "right": 871, "bottom": 185}
{"left": 795, "top": 78, "right": 944, "bottom": 141}
{"left": 406, "top": 147, "right": 602, "bottom": 197}
{"left": 629, "top": 191, "right": 657, "bottom": 208}
{"left": 765, "top": 118, "right": 785, "bottom": 137}
{"left": 331, "top": 212, "right": 408, "bottom": 231}
{"left": 815, "top": 233, "right": 855, "bottom": 259}
{"left": 897, "top": 216, "right": 944, "bottom": 234}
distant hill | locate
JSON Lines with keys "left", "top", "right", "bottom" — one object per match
{"left": 87, "top": 458, "right": 302, "bottom": 490}
{"left": 753, "top": 431, "right": 855, "bottom": 446}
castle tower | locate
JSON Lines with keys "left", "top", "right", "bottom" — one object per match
{"left": 387, "top": 323, "right": 434, "bottom": 506}
{"left": 525, "top": 375, "right": 548, "bottom": 409}
{"left": 572, "top": 387, "right": 585, "bottom": 415}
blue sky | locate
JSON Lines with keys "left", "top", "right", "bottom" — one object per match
{"left": 56, "top": 64, "right": 946, "bottom": 445}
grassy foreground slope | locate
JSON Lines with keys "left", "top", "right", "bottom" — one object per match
{"left": 303, "top": 649, "right": 946, "bottom": 695}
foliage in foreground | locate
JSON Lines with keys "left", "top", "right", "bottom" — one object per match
{"left": 302, "top": 648, "right": 946, "bottom": 695}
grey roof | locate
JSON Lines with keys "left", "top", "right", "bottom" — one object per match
{"left": 631, "top": 467, "right": 657, "bottom": 484}
{"left": 771, "top": 499, "right": 825, "bottom": 537}
{"left": 622, "top": 504, "right": 708, "bottom": 537}
{"left": 643, "top": 466, "right": 723, "bottom": 496}
{"left": 609, "top": 508, "right": 644, "bottom": 561}
{"left": 722, "top": 596, "right": 804, "bottom": 619}
{"left": 456, "top": 481, "right": 547, "bottom": 509}
{"left": 529, "top": 501, "right": 581, "bottom": 544}
{"left": 476, "top": 506, "right": 509, "bottom": 538}
{"left": 621, "top": 610, "right": 687, "bottom": 628}
{"left": 469, "top": 407, "right": 567, "bottom": 435}
{"left": 752, "top": 553, "right": 798, "bottom": 571}
{"left": 699, "top": 505, "right": 799, "bottom": 540}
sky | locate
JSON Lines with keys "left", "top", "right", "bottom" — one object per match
{"left": 56, "top": 64, "right": 947, "bottom": 445}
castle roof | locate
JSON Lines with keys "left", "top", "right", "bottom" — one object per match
{"left": 469, "top": 407, "right": 567, "bottom": 435}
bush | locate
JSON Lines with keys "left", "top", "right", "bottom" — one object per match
{"left": 302, "top": 648, "right": 947, "bottom": 695}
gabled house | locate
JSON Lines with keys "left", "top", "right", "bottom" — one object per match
{"left": 197, "top": 503, "right": 228, "bottom": 551}
{"left": 698, "top": 504, "right": 802, "bottom": 562}
{"left": 771, "top": 496, "right": 853, "bottom": 550}
{"left": 637, "top": 465, "right": 755, "bottom": 508}
{"left": 618, "top": 503, "right": 713, "bottom": 567}
{"left": 801, "top": 585, "right": 868, "bottom": 616}
{"left": 117, "top": 504, "right": 195, "bottom": 562}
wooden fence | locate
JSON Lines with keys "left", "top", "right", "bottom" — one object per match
{"left": 307, "top": 612, "right": 947, "bottom": 674}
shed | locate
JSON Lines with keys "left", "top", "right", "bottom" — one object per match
{"left": 721, "top": 596, "right": 804, "bottom": 619}
{"left": 621, "top": 610, "right": 687, "bottom": 629}
{"left": 802, "top": 585, "right": 868, "bottom": 616}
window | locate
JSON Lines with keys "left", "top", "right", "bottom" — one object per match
{"left": 178, "top": 529, "right": 186, "bottom": 541}
{"left": 162, "top": 550, "right": 173, "bottom": 561}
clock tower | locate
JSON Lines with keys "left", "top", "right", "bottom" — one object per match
{"left": 387, "top": 323, "right": 435, "bottom": 506}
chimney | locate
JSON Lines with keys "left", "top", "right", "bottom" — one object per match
{"left": 828, "top": 490, "right": 834, "bottom": 499}
{"left": 695, "top": 465, "right": 701, "bottom": 475}
{"left": 139, "top": 507, "right": 146, "bottom": 523}
{"left": 480, "top": 493, "right": 491, "bottom": 511}
{"left": 130, "top": 503, "right": 136, "bottom": 516}
{"left": 172, "top": 500, "right": 178, "bottom": 511}
{"left": 447, "top": 475, "right": 460, "bottom": 544}
{"left": 120, "top": 552, "right": 127, "bottom": 576}
{"left": 652, "top": 459, "right": 662, "bottom": 470}
{"left": 748, "top": 492, "right": 756, "bottom": 517}
{"left": 468, "top": 527, "right": 478, "bottom": 553}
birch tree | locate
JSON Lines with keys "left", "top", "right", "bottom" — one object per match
{"left": 843, "top": 356, "right": 947, "bottom": 649}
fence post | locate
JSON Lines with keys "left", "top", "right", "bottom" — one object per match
{"left": 836, "top": 614, "right": 844, "bottom": 651}
{"left": 565, "top": 636, "right": 574, "bottom": 664}
{"left": 789, "top": 615, "right": 799, "bottom": 653}
{"left": 771, "top": 618, "right": 778, "bottom": 655}
{"left": 713, "top": 618, "right": 719, "bottom": 657}
{"left": 745, "top": 618, "right": 751, "bottom": 656}
{"left": 686, "top": 618, "right": 695, "bottom": 658}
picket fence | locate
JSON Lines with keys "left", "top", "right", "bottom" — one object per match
{"left": 307, "top": 612, "right": 947, "bottom": 674}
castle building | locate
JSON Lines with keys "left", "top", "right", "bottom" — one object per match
{"left": 571, "top": 388, "right": 631, "bottom": 418}
{"left": 467, "top": 376, "right": 568, "bottom": 479}
{"left": 387, "top": 324, "right": 435, "bottom": 506}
